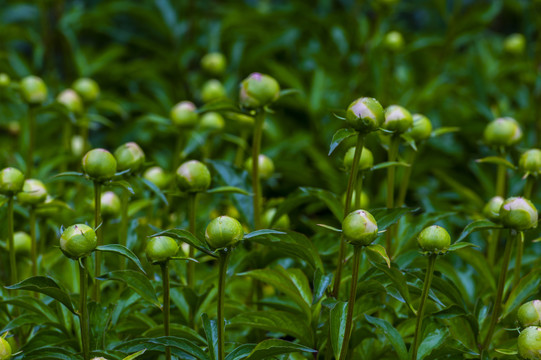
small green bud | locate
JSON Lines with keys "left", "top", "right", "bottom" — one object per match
{"left": 342, "top": 209, "right": 379, "bottom": 246}
{"left": 201, "top": 79, "right": 226, "bottom": 103}
{"left": 71, "top": 135, "right": 85, "bottom": 157}
{"left": 200, "top": 112, "right": 225, "bottom": 132}
{"left": 520, "top": 149, "right": 541, "bottom": 177}
{"left": 72, "top": 78, "right": 100, "bottom": 102}
{"left": 170, "top": 101, "right": 198, "bottom": 128}
{"left": 9, "top": 231, "right": 31, "bottom": 255}
{"left": 342, "top": 190, "right": 370, "bottom": 210}
{"left": 262, "top": 208, "right": 290, "bottom": 229}
{"left": 82, "top": 149, "right": 117, "bottom": 181}
{"left": 60, "top": 224, "right": 97, "bottom": 259}
{"left": 483, "top": 196, "right": 504, "bottom": 222}
{"left": 201, "top": 52, "right": 227, "bottom": 76}
{"left": 143, "top": 166, "right": 169, "bottom": 189}
{"left": 239, "top": 73, "right": 280, "bottom": 109}
{"left": 383, "top": 105, "right": 413, "bottom": 134}
{"left": 0, "top": 73, "right": 10, "bottom": 87}
{"left": 407, "top": 114, "right": 432, "bottom": 141}
{"left": 100, "top": 191, "right": 121, "bottom": 218}
{"left": 205, "top": 216, "right": 244, "bottom": 249}
{"left": 0, "top": 336, "right": 11, "bottom": 360}
{"left": 114, "top": 142, "right": 145, "bottom": 173}
{"left": 384, "top": 31, "right": 404, "bottom": 52}
{"left": 504, "top": 33, "right": 525, "bottom": 55}
{"left": 500, "top": 197, "right": 538, "bottom": 230}
{"left": 57, "top": 89, "right": 83, "bottom": 115}
{"left": 343, "top": 146, "right": 373, "bottom": 171}
{"left": 518, "top": 326, "right": 541, "bottom": 360}
{"left": 483, "top": 117, "right": 522, "bottom": 147}
{"left": 20, "top": 75, "right": 48, "bottom": 104}
{"left": 145, "top": 236, "right": 178, "bottom": 263}
{"left": 345, "top": 97, "right": 384, "bottom": 133}
{"left": 17, "top": 179, "right": 47, "bottom": 206}
{"left": 519, "top": 300, "right": 541, "bottom": 328}
{"left": 245, "top": 154, "right": 274, "bottom": 180}
{"left": 417, "top": 225, "right": 451, "bottom": 254}
{"left": 176, "top": 160, "right": 211, "bottom": 193}
{"left": 0, "top": 167, "right": 25, "bottom": 196}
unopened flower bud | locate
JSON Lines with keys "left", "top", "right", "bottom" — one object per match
{"left": 417, "top": 225, "right": 451, "bottom": 254}
{"left": 57, "top": 89, "right": 83, "bottom": 115}
{"left": 201, "top": 52, "right": 227, "bottom": 76}
{"left": 407, "top": 114, "right": 432, "bottom": 141}
{"left": 176, "top": 160, "right": 211, "bottom": 193}
{"left": 499, "top": 197, "right": 538, "bottom": 230}
{"left": 146, "top": 236, "right": 178, "bottom": 263}
{"left": 520, "top": 149, "right": 541, "bottom": 177}
{"left": 519, "top": 300, "right": 541, "bottom": 328}
{"left": 101, "top": 191, "right": 121, "bottom": 218}
{"left": 384, "top": 31, "right": 404, "bottom": 52}
{"left": 383, "top": 105, "right": 413, "bottom": 134}
{"left": 342, "top": 209, "right": 379, "bottom": 246}
{"left": 345, "top": 97, "right": 384, "bottom": 134}
{"left": 483, "top": 117, "right": 522, "bottom": 147}
{"left": 343, "top": 146, "right": 373, "bottom": 171}
{"left": 239, "top": 73, "right": 280, "bottom": 109}
{"left": 518, "top": 326, "right": 541, "bottom": 360}
{"left": 114, "top": 142, "right": 145, "bottom": 174}
{"left": 245, "top": 154, "right": 274, "bottom": 180}
{"left": 20, "top": 75, "right": 48, "bottom": 104}
{"left": 18, "top": 179, "right": 47, "bottom": 205}
{"left": 9, "top": 231, "right": 31, "bottom": 255}
{"left": 262, "top": 208, "right": 290, "bottom": 229}
{"left": 200, "top": 112, "right": 225, "bottom": 131}
{"left": 82, "top": 149, "right": 117, "bottom": 181}
{"left": 0, "top": 167, "right": 25, "bottom": 196}
{"left": 0, "top": 336, "right": 11, "bottom": 360}
{"left": 60, "top": 224, "right": 97, "bottom": 259}
{"left": 201, "top": 79, "right": 226, "bottom": 103}
{"left": 483, "top": 196, "right": 504, "bottom": 222}
{"left": 170, "top": 101, "right": 198, "bottom": 128}
{"left": 205, "top": 216, "right": 244, "bottom": 249}
{"left": 72, "top": 78, "right": 100, "bottom": 102}
{"left": 143, "top": 166, "right": 169, "bottom": 189}
{"left": 0, "top": 73, "right": 10, "bottom": 87}
{"left": 504, "top": 33, "right": 525, "bottom": 55}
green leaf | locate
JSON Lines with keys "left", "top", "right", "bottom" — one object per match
{"left": 207, "top": 186, "right": 251, "bottom": 196}
{"left": 299, "top": 187, "right": 343, "bottom": 221}
{"left": 475, "top": 156, "right": 515, "bottom": 169}
{"left": 329, "top": 128, "right": 356, "bottom": 156}
{"left": 243, "top": 229, "right": 286, "bottom": 239}
{"left": 365, "top": 314, "right": 408, "bottom": 360}
{"left": 417, "top": 326, "right": 448, "bottom": 360}
{"left": 111, "top": 180, "right": 135, "bottom": 195}
{"left": 245, "top": 339, "right": 316, "bottom": 360}
{"left": 329, "top": 301, "right": 347, "bottom": 359}
{"left": 457, "top": 220, "right": 502, "bottom": 242}
{"left": 371, "top": 161, "right": 411, "bottom": 171}
{"left": 502, "top": 269, "right": 541, "bottom": 318}
{"left": 143, "top": 324, "right": 205, "bottom": 344}
{"left": 494, "top": 348, "right": 518, "bottom": 355}
{"left": 316, "top": 223, "right": 342, "bottom": 232}
{"left": 147, "top": 336, "right": 210, "bottom": 360}
{"left": 122, "top": 349, "right": 147, "bottom": 360}
{"left": 226, "top": 344, "right": 256, "bottom": 360}
{"left": 455, "top": 248, "right": 496, "bottom": 291}
{"left": 141, "top": 177, "right": 168, "bottom": 206}
{"left": 448, "top": 242, "right": 478, "bottom": 251}
{"left": 370, "top": 207, "right": 413, "bottom": 232}
{"left": 151, "top": 228, "right": 216, "bottom": 257}
{"left": 52, "top": 171, "right": 85, "bottom": 178}
{"left": 95, "top": 244, "right": 145, "bottom": 273}
{"left": 97, "top": 270, "right": 160, "bottom": 308}
{"left": 371, "top": 263, "right": 415, "bottom": 314}
{"left": 202, "top": 313, "right": 219, "bottom": 360}
{"left": 432, "top": 127, "right": 460, "bottom": 137}
{"left": 366, "top": 244, "right": 391, "bottom": 268}
{"left": 198, "top": 99, "right": 240, "bottom": 113}
{"left": 5, "top": 276, "right": 76, "bottom": 314}
{"left": 313, "top": 269, "right": 333, "bottom": 305}
{"left": 22, "top": 347, "right": 81, "bottom": 360}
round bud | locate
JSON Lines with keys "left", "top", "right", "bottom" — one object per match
{"left": 483, "top": 117, "right": 522, "bottom": 147}
{"left": 342, "top": 209, "right": 379, "bottom": 246}
{"left": 239, "top": 73, "right": 280, "bottom": 109}
{"left": 170, "top": 101, "right": 198, "bottom": 128}
{"left": 343, "top": 146, "right": 373, "bottom": 171}
{"left": 504, "top": 33, "right": 525, "bottom": 55}
{"left": 200, "top": 112, "right": 225, "bottom": 132}
{"left": 9, "top": 231, "right": 31, "bottom": 255}
{"left": 201, "top": 52, "right": 227, "bottom": 76}
{"left": 82, "top": 148, "right": 117, "bottom": 181}
{"left": 520, "top": 149, "right": 541, "bottom": 177}
{"left": 519, "top": 300, "right": 541, "bottom": 328}
{"left": 114, "top": 142, "right": 145, "bottom": 173}
{"left": 383, "top": 105, "right": 413, "bottom": 134}
{"left": 245, "top": 154, "right": 274, "bottom": 180}
{"left": 345, "top": 97, "right": 385, "bottom": 133}
{"left": 384, "top": 31, "right": 404, "bottom": 52}
{"left": 71, "top": 135, "right": 85, "bottom": 157}
{"left": 20, "top": 75, "right": 48, "bottom": 104}
{"left": 57, "top": 89, "right": 83, "bottom": 115}
{"left": 407, "top": 114, "right": 432, "bottom": 141}
{"left": 0, "top": 336, "right": 11, "bottom": 360}
{"left": 483, "top": 196, "right": 504, "bottom": 222}
{"left": 0, "top": 73, "right": 10, "bottom": 87}
{"left": 417, "top": 225, "right": 451, "bottom": 254}
{"left": 499, "top": 197, "right": 538, "bottom": 230}
{"left": 518, "top": 326, "right": 541, "bottom": 360}
{"left": 176, "top": 160, "right": 211, "bottom": 193}
{"left": 205, "top": 216, "right": 244, "bottom": 249}
{"left": 18, "top": 179, "right": 47, "bottom": 206}
{"left": 145, "top": 236, "right": 179, "bottom": 263}
{"left": 0, "top": 167, "right": 25, "bottom": 196}
{"left": 262, "top": 208, "right": 290, "bottom": 229}
{"left": 72, "top": 78, "right": 100, "bottom": 102}
{"left": 201, "top": 79, "right": 226, "bottom": 103}
{"left": 100, "top": 191, "right": 121, "bottom": 218}
{"left": 60, "top": 224, "right": 97, "bottom": 259}
{"left": 342, "top": 190, "right": 370, "bottom": 210}
{"left": 143, "top": 166, "right": 169, "bottom": 189}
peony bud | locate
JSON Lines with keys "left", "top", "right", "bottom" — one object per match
{"left": 342, "top": 209, "right": 379, "bottom": 246}
{"left": 345, "top": 97, "right": 384, "bottom": 134}
{"left": 60, "top": 224, "right": 97, "bottom": 260}
{"left": 417, "top": 225, "right": 451, "bottom": 254}
{"left": 205, "top": 216, "right": 244, "bottom": 250}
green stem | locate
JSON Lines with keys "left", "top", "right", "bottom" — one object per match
{"left": 172, "top": 131, "right": 184, "bottom": 173}
{"left": 411, "top": 255, "right": 436, "bottom": 360}
{"left": 397, "top": 149, "right": 417, "bottom": 207}
{"left": 217, "top": 251, "right": 231, "bottom": 360}
{"left": 386, "top": 135, "right": 400, "bottom": 255}
{"left": 338, "top": 246, "right": 362, "bottom": 360}
{"left": 58, "top": 119, "right": 72, "bottom": 194}
{"left": 524, "top": 176, "right": 535, "bottom": 199}
{"left": 187, "top": 193, "right": 197, "bottom": 328}
{"left": 495, "top": 163, "right": 506, "bottom": 198}
{"left": 8, "top": 197, "right": 17, "bottom": 289}
{"left": 512, "top": 232, "right": 524, "bottom": 290}
{"left": 355, "top": 173, "right": 364, "bottom": 210}
{"left": 119, "top": 189, "right": 129, "bottom": 270}
{"left": 27, "top": 106, "right": 36, "bottom": 178}
{"left": 487, "top": 229, "right": 500, "bottom": 269}
{"left": 160, "top": 262, "right": 171, "bottom": 360}
{"left": 252, "top": 110, "right": 265, "bottom": 230}
{"left": 30, "top": 207, "right": 37, "bottom": 277}
{"left": 332, "top": 134, "right": 364, "bottom": 299}
{"left": 79, "top": 257, "right": 90, "bottom": 360}
{"left": 93, "top": 181, "right": 102, "bottom": 302}
{"left": 234, "top": 129, "right": 249, "bottom": 168}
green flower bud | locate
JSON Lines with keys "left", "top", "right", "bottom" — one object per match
{"left": 20, "top": 75, "right": 48, "bottom": 104}
{"left": 519, "top": 300, "right": 541, "bottom": 328}
{"left": 57, "top": 89, "right": 83, "bottom": 115}
{"left": 201, "top": 79, "right": 226, "bottom": 103}
{"left": 60, "top": 224, "right": 97, "bottom": 259}
{"left": 407, "top": 114, "right": 432, "bottom": 141}
{"left": 342, "top": 190, "right": 370, "bottom": 210}
{"left": 383, "top": 105, "right": 413, "bottom": 134}
{"left": 239, "top": 73, "right": 280, "bottom": 109}
{"left": 143, "top": 166, "right": 169, "bottom": 189}
{"left": 205, "top": 216, "right": 244, "bottom": 249}
{"left": 343, "top": 146, "right": 373, "bottom": 171}
{"left": 262, "top": 208, "right": 290, "bottom": 229}
{"left": 0, "top": 336, "right": 11, "bottom": 360}
{"left": 384, "top": 31, "right": 404, "bottom": 52}
{"left": 342, "top": 209, "right": 379, "bottom": 246}
{"left": 9, "top": 231, "right": 31, "bottom": 255}
{"left": 200, "top": 112, "right": 225, "bottom": 132}
{"left": 145, "top": 236, "right": 178, "bottom": 263}
{"left": 483, "top": 117, "right": 522, "bottom": 147}
{"left": 417, "top": 225, "right": 451, "bottom": 254}
{"left": 201, "top": 52, "right": 227, "bottom": 76}
{"left": 245, "top": 154, "right": 274, "bottom": 180}
{"left": 176, "top": 160, "right": 211, "bottom": 193}
{"left": 100, "top": 191, "right": 121, "bottom": 218}
{"left": 345, "top": 97, "right": 384, "bottom": 133}
{"left": 71, "top": 135, "right": 85, "bottom": 157}
{"left": 170, "top": 101, "right": 198, "bottom": 128}
{"left": 82, "top": 148, "right": 117, "bottom": 181}
{"left": 520, "top": 149, "right": 541, "bottom": 177}
{"left": 483, "top": 196, "right": 504, "bottom": 222}
{"left": 518, "top": 326, "right": 541, "bottom": 360}
{"left": 0, "top": 73, "right": 10, "bottom": 87}
{"left": 72, "top": 78, "right": 100, "bottom": 102}
{"left": 504, "top": 33, "right": 525, "bottom": 55}
{"left": 500, "top": 197, "right": 538, "bottom": 230}
{"left": 17, "top": 179, "right": 47, "bottom": 206}
{"left": 114, "top": 142, "right": 145, "bottom": 173}
{"left": 0, "top": 167, "right": 25, "bottom": 196}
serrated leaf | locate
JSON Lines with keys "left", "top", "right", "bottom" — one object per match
{"left": 95, "top": 244, "right": 145, "bottom": 273}
{"left": 366, "top": 244, "right": 391, "bottom": 268}
{"left": 365, "top": 315, "right": 408, "bottom": 360}
{"left": 475, "top": 156, "right": 515, "bottom": 169}
{"left": 457, "top": 220, "right": 502, "bottom": 242}
{"left": 207, "top": 186, "right": 251, "bottom": 196}
{"left": 329, "top": 128, "right": 356, "bottom": 156}
{"left": 245, "top": 339, "right": 316, "bottom": 360}
{"left": 151, "top": 228, "right": 216, "bottom": 257}
{"left": 97, "top": 270, "right": 160, "bottom": 308}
